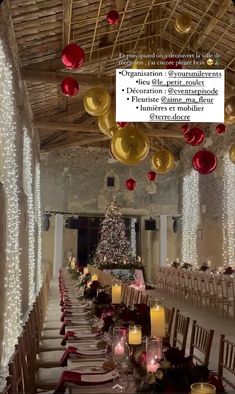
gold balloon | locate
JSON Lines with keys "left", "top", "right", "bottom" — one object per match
{"left": 225, "top": 95, "right": 235, "bottom": 118}
{"left": 98, "top": 106, "right": 118, "bottom": 137}
{"left": 229, "top": 144, "right": 235, "bottom": 164}
{"left": 111, "top": 126, "right": 150, "bottom": 165}
{"left": 151, "top": 149, "right": 174, "bottom": 173}
{"left": 83, "top": 87, "right": 111, "bottom": 116}
{"left": 224, "top": 112, "right": 235, "bottom": 125}
{"left": 174, "top": 13, "right": 192, "bottom": 34}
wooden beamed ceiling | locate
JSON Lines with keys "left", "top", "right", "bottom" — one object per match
{"left": 4, "top": 0, "right": 235, "bottom": 153}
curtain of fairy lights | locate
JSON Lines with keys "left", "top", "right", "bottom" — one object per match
{"left": 23, "top": 128, "right": 36, "bottom": 306}
{"left": 222, "top": 153, "right": 235, "bottom": 266}
{"left": 130, "top": 218, "right": 137, "bottom": 257}
{"left": 0, "top": 37, "right": 22, "bottom": 365}
{"left": 182, "top": 171, "right": 200, "bottom": 266}
{"left": 35, "top": 162, "right": 42, "bottom": 292}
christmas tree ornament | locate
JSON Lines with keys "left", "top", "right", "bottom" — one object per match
{"left": 147, "top": 171, "right": 157, "bottom": 181}
{"left": 83, "top": 87, "right": 111, "bottom": 116}
{"left": 151, "top": 149, "right": 174, "bottom": 173}
{"left": 107, "top": 10, "right": 119, "bottom": 25}
{"left": 117, "top": 121, "right": 128, "bottom": 128}
{"left": 98, "top": 106, "right": 118, "bottom": 137}
{"left": 93, "top": 200, "right": 136, "bottom": 268}
{"left": 181, "top": 124, "right": 189, "bottom": 133}
{"left": 225, "top": 95, "right": 235, "bottom": 118}
{"left": 111, "top": 126, "right": 149, "bottom": 165}
{"left": 215, "top": 124, "right": 226, "bottom": 134}
{"left": 192, "top": 150, "right": 218, "bottom": 174}
{"left": 125, "top": 178, "right": 136, "bottom": 191}
{"left": 174, "top": 13, "right": 192, "bottom": 34}
{"left": 164, "top": 56, "right": 183, "bottom": 69}
{"left": 61, "top": 77, "right": 79, "bottom": 96}
{"left": 184, "top": 127, "right": 205, "bottom": 146}
{"left": 61, "top": 43, "right": 85, "bottom": 69}
{"left": 229, "top": 143, "right": 235, "bottom": 164}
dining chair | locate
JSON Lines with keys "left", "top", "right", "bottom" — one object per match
{"left": 218, "top": 334, "right": 235, "bottom": 390}
{"left": 164, "top": 306, "right": 175, "bottom": 338}
{"left": 0, "top": 376, "right": 13, "bottom": 394}
{"left": 8, "top": 344, "right": 24, "bottom": 394}
{"left": 172, "top": 310, "right": 190, "bottom": 353}
{"left": 189, "top": 320, "right": 214, "bottom": 366}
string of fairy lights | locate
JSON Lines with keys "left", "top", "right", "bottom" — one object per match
{"left": 0, "top": 38, "right": 22, "bottom": 365}
{"left": 36, "top": 162, "right": 42, "bottom": 292}
{"left": 222, "top": 153, "right": 235, "bottom": 266}
{"left": 182, "top": 171, "right": 200, "bottom": 266}
{"left": 23, "top": 128, "right": 36, "bottom": 306}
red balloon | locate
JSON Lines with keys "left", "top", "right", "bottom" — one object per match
{"left": 107, "top": 10, "right": 119, "bottom": 25}
{"left": 117, "top": 122, "right": 128, "bottom": 128}
{"left": 184, "top": 127, "right": 205, "bottom": 146}
{"left": 165, "top": 57, "right": 183, "bottom": 69}
{"left": 125, "top": 178, "right": 136, "bottom": 191}
{"left": 216, "top": 124, "right": 226, "bottom": 134}
{"left": 147, "top": 171, "right": 157, "bottom": 181}
{"left": 192, "top": 150, "right": 218, "bottom": 175}
{"left": 181, "top": 124, "right": 189, "bottom": 133}
{"left": 61, "top": 77, "right": 79, "bottom": 96}
{"left": 61, "top": 43, "right": 85, "bottom": 70}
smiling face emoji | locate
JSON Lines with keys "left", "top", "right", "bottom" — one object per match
{"left": 206, "top": 58, "right": 214, "bottom": 66}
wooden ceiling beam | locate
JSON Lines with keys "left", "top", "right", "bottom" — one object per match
{"left": 41, "top": 135, "right": 110, "bottom": 151}
{"left": 35, "top": 121, "right": 184, "bottom": 139}
{"left": 21, "top": 69, "right": 115, "bottom": 87}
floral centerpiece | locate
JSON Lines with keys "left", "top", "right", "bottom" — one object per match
{"left": 135, "top": 347, "right": 225, "bottom": 393}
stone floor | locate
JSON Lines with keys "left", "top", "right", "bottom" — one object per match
{"left": 147, "top": 288, "right": 235, "bottom": 374}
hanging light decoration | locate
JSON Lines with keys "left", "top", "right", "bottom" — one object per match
{"left": 35, "top": 162, "right": 42, "bottom": 292}
{"left": 107, "top": 10, "right": 119, "bottom": 25}
{"left": 147, "top": 171, "right": 157, "bottom": 181}
{"left": 117, "top": 121, "right": 128, "bottom": 128}
{"left": 83, "top": 87, "right": 111, "bottom": 116}
{"left": 215, "top": 124, "right": 226, "bottom": 135}
{"left": 61, "top": 77, "right": 79, "bottom": 96}
{"left": 125, "top": 178, "right": 136, "bottom": 191}
{"left": 151, "top": 149, "right": 175, "bottom": 173}
{"left": 225, "top": 95, "right": 235, "bottom": 118}
{"left": 174, "top": 13, "right": 192, "bottom": 34}
{"left": 181, "top": 124, "right": 189, "bottom": 133}
{"left": 192, "top": 150, "right": 218, "bottom": 174}
{"left": 184, "top": 127, "right": 205, "bottom": 146}
{"left": 229, "top": 143, "right": 235, "bottom": 164}
{"left": 111, "top": 126, "right": 149, "bottom": 165}
{"left": 61, "top": 43, "right": 85, "bottom": 69}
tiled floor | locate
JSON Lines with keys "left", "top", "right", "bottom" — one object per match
{"left": 147, "top": 288, "right": 235, "bottom": 373}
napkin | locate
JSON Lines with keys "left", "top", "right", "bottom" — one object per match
{"left": 53, "top": 370, "right": 117, "bottom": 394}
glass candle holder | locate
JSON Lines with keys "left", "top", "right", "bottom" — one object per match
{"left": 112, "top": 281, "right": 122, "bottom": 304}
{"left": 150, "top": 298, "right": 165, "bottom": 338}
{"left": 112, "top": 327, "right": 129, "bottom": 364}
{"left": 128, "top": 325, "right": 142, "bottom": 345}
{"left": 146, "top": 337, "right": 163, "bottom": 373}
{"left": 191, "top": 383, "right": 216, "bottom": 394}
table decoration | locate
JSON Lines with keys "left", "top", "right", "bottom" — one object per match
{"left": 128, "top": 325, "right": 142, "bottom": 345}
{"left": 150, "top": 299, "right": 165, "bottom": 338}
{"left": 112, "top": 281, "right": 122, "bottom": 304}
{"left": 146, "top": 337, "right": 163, "bottom": 373}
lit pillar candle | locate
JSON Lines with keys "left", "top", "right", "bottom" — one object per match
{"left": 147, "top": 359, "right": 158, "bottom": 373}
{"left": 128, "top": 325, "right": 142, "bottom": 345}
{"left": 71, "top": 259, "right": 76, "bottom": 270}
{"left": 114, "top": 342, "right": 125, "bottom": 357}
{"left": 150, "top": 300, "right": 165, "bottom": 338}
{"left": 191, "top": 383, "right": 216, "bottom": 394}
{"left": 112, "top": 283, "right": 122, "bottom": 304}
{"left": 92, "top": 274, "right": 98, "bottom": 281}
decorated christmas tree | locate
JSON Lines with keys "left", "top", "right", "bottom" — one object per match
{"left": 93, "top": 200, "right": 140, "bottom": 269}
